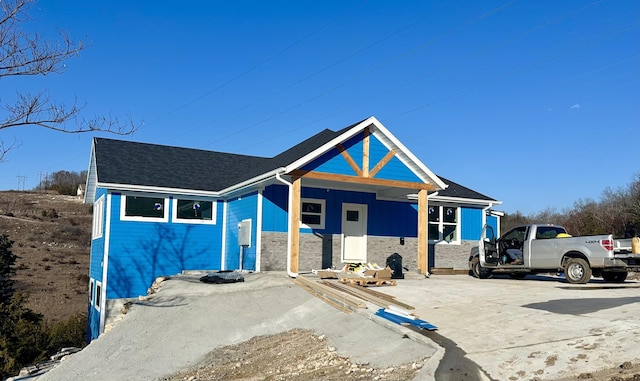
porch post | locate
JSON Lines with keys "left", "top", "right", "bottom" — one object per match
{"left": 417, "top": 189, "right": 428, "bottom": 275}
{"left": 290, "top": 176, "right": 301, "bottom": 274}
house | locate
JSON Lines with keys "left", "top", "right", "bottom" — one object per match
{"left": 84, "top": 116, "right": 501, "bottom": 340}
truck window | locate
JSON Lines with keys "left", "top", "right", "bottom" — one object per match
{"left": 535, "top": 226, "right": 567, "bottom": 239}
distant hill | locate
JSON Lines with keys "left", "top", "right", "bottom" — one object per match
{"left": 0, "top": 191, "right": 91, "bottom": 322}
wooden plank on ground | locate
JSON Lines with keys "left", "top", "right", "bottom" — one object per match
{"left": 295, "top": 276, "right": 366, "bottom": 310}
{"left": 322, "top": 280, "right": 415, "bottom": 311}
{"left": 342, "top": 282, "right": 416, "bottom": 310}
{"left": 291, "top": 278, "right": 352, "bottom": 314}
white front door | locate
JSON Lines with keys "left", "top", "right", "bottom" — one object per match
{"left": 341, "top": 203, "right": 368, "bottom": 263}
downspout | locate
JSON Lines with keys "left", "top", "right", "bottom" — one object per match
{"left": 482, "top": 202, "right": 494, "bottom": 228}
{"left": 275, "top": 172, "right": 297, "bottom": 278}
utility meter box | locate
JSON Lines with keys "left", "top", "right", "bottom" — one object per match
{"left": 238, "top": 219, "right": 252, "bottom": 247}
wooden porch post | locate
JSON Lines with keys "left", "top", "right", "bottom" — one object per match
{"left": 290, "top": 177, "right": 301, "bottom": 274}
{"left": 417, "top": 189, "right": 428, "bottom": 275}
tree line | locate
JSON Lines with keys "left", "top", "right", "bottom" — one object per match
{"left": 34, "top": 170, "right": 87, "bottom": 196}
{"left": 503, "top": 173, "right": 640, "bottom": 238}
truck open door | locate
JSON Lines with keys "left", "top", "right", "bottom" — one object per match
{"left": 479, "top": 225, "right": 498, "bottom": 266}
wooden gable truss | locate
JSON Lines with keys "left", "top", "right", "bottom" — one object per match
{"left": 287, "top": 126, "right": 436, "bottom": 276}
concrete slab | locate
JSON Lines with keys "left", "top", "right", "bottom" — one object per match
{"left": 34, "top": 272, "right": 439, "bottom": 381}
{"left": 378, "top": 273, "right": 640, "bottom": 380}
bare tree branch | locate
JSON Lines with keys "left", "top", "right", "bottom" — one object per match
{"left": 0, "top": 138, "right": 20, "bottom": 163}
{"left": 0, "top": 0, "right": 140, "bottom": 159}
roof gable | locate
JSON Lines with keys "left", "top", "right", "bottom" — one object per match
{"left": 87, "top": 117, "right": 497, "bottom": 205}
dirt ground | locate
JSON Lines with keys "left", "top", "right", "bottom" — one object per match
{"left": 0, "top": 191, "right": 92, "bottom": 323}
{"left": 159, "top": 329, "right": 423, "bottom": 381}
{"left": 160, "top": 327, "right": 640, "bottom": 381}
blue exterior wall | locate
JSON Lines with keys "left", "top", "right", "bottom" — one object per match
{"left": 105, "top": 193, "right": 224, "bottom": 299}
{"left": 262, "top": 184, "right": 488, "bottom": 244}
{"left": 461, "top": 207, "right": 483, "bottom": 241}
{"left": 263, "top": 185, "right": 417, "bottom": 235}
{"left": 262, "top": 185, "right": 288, "bottom": 232}
{"left": 225, "top": 192, "right": 258, "bottom": 271}
{"left": 486, "top": 214, "right": 498, "bottom": 236}
{"left": 87, "top": 187, "right": 107, "bottom": 341}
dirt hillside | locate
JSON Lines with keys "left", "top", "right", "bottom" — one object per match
{"left": 0, "top": 191, "right": 91, "bottom": 323}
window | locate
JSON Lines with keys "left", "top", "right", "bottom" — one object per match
{"left": 428, "top": 205, "right": 459, "bottom": 243}
{"left": 92, "top": 196, "right": 104, "bottom": 239}
{"left": 95, "top": 281, "right": 102, "bottom": 311}
{"left": 301, "top": 198, "right": 325, "bottom": 229}
{"left": 172, "top": 199, "right": 216, "bottom": 224}
{"left": 89, "top": 279, "right": 95, "bottom": 305}
{"left": 120, "top": 194, "right": 168, "bottom": 222}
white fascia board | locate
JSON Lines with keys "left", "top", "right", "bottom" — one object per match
{"left": 284, "top": 117, "right": 377, "bottom": 173}
{"left": 428, "top": 194, "right": 503, "bottom": 206}
{"left": 370, "top": 118, "right": 447, "bottom": 191}
{"left": 83, "top": 140, "right": 98, "bottom": 204}
{"left": 284, "top": 116, "right": 447, "bottom": 191}
{"left": 97, "top": 182, "right": 220, "bottom": 198}
{"left": 216, "top": 168, "right": 285, "bottom": 197}
{"left": 97, "top": 168, "right": 285, "bottom": 200}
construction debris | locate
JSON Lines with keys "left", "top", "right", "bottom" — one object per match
{"left": 374, "top": 308, "right": 437, "bottom": 331}
{"left": 313, "top": 263, "right": 395, "bottom": 285}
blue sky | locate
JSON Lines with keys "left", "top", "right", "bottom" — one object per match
{"left": 1, "top": 0, "right": 638, "bottom": 215}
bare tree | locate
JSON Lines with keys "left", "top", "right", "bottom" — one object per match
{"left": 1, "top": 0, "right": 139, "bottom": 162}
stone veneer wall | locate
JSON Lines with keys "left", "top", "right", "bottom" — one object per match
{"left": 260, "top": 232, "right": 473, "bottom": 272}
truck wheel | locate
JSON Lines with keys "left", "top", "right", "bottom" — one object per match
{"left": 471, "top": 257, "right": 493, "bottom": 279}
{"left": 602, "top": 271, "right": 627, "bottom": 283}
{"left": 564, "top": 258, "right": 592, "bottom": 284}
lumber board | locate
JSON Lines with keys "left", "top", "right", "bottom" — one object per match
{"left": 339, "top": 277, "right": 397, "bottom": 286}
{"left": 291, "top": 279, "right": 352, "bottom": 314}
{"left": 295, "top": 276, "right": 366, "bottom": 310}
{"left": 342, "top": 282, "right": 415, "bottom": 310}
{"left": 321, "top": 280, "right": 415, "bottom": 311}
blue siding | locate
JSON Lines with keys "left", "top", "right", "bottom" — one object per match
{"left": 265, "top": 187, "right": 419, "bottom": 238}
{"left": 301, "top": 135, "right": 363, "bottom": 175}
{"left": 87, "top": 187, "right": 107, "bottom": 341}
{"left": 262, "top": 185, "right": 489, "bottom": 244}
{"left": 89, "top": 187, "right": 107, "bottom": 281}
{"left": 106, "top": 194, "right": 224, "bottom": 299}
{"left": 262, "top": 185, "right": 288, "bottom": 232}
{"left": 225, "top": 192, "right": 258, "bottom": 270}
{"left": 368, "top": 135, "right": 421, "bottom": 182}
{"left": 486, "top": 215, "right": 498, "bottom": 236}
{"left": 373, "top": 156, "right": 422, "bottom": 182}
{"left": 461, "top": 208, "right": 483, "bottom": 241}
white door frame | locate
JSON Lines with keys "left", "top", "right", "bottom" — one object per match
{"left": 341, "top": 203, "right": 368, "bottom": 263}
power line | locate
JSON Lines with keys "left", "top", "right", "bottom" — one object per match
{"left": 149, "top": 0, "right": 371, "bottom": 130}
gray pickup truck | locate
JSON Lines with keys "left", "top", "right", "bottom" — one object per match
{"left": 469, "top": 224, "right": 640, "bottom": 284}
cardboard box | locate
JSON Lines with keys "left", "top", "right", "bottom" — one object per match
{"left": 364, "top": 267, "right": 392, "bottom": 280}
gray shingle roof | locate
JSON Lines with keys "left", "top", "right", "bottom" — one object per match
{"left": 436, "top": 176, "right": 497, "bottom": 202}
{"left": 94, "top": 138, "right": 271, "bottom": 191}
{"left": 93, "top": 121, "right": 497, "bottom": 202}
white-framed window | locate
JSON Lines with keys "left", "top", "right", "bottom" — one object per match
{"left": 92, "top": 196, "right": 105, "bottom": 239}
{"left": 120, "top": 194, "right": 169, "bottom": 222}
{"left": 300, "top": 198, "right": 325, "bottom": 229}
{"left": 89, "top": 278, "right": 95, "bottom": 305}
{"left": 428, "top": 205, "right": 459, "bottom": 243}
{"left": 172, "top": 199, "right": 216, "bottom": 224}
{"left": 95, "top": 281, "right": 102, "bottom": 311}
